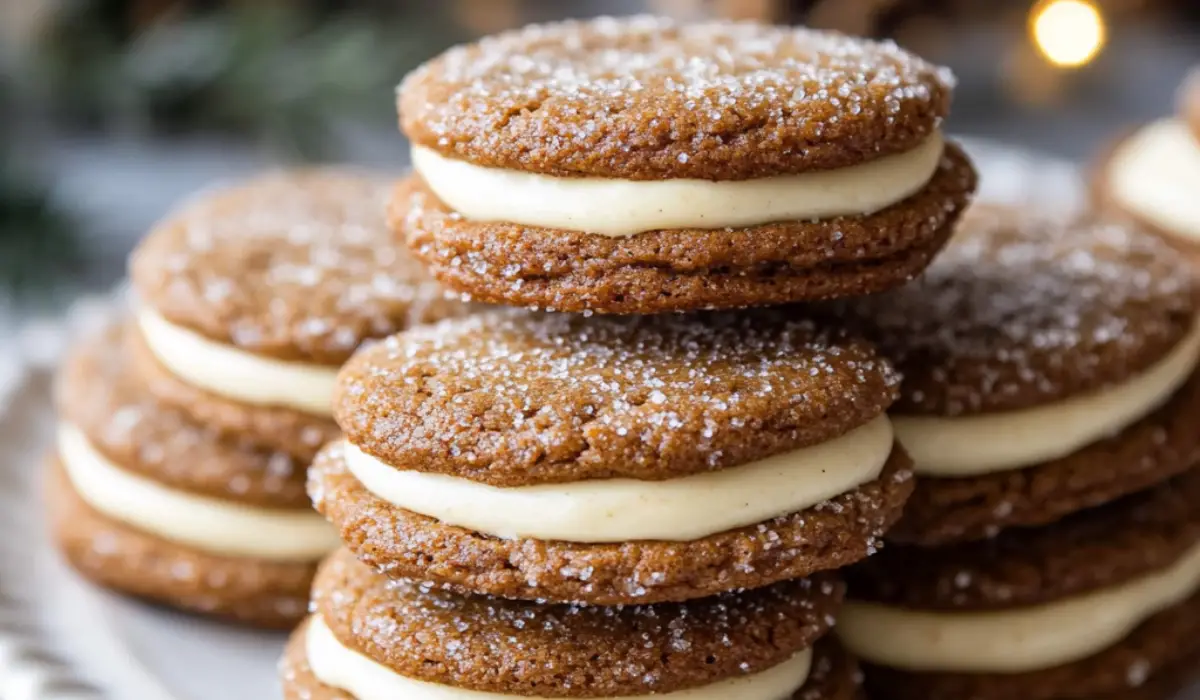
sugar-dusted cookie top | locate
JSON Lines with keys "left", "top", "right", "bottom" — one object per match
{"left": 131, "top": 169, "right": 469, "bottom": 365}
{"left": 842, "top": 206, "right": 1196, "bottom": 416}
{"left": 400, "top": 15, "right": 953, "bottom": 180}
{"left": 334, "top": 308, "right": 900, "bottom": 486}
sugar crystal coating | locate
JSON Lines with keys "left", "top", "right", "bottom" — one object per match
{"left": 311, "top": 548, "right": 841, "bottom": 696}
{"left": 334, "top": 308, "right": 900, "bottom": 486}
{"left": 838, "top": 205, "right": 1197, "bottom": 416}
{"left": 130, "top": 169, "right": 470, "bottom": 364}
{"left": 400, "top": 15, "right": 954, "bottom": 180}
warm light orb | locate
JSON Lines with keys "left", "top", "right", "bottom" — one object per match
{"left": 1030, "top": 0, "right": 1107, "bottom": 68}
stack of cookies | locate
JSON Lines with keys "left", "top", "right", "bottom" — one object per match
{"left": 1095, "top": 68, "right": 1200, "bottom": 264}
{"left": 49, "top": 170, "right": 469, "bottom": 628}
{"left": 283, "top": 16, "right": 978, "bottom": 700}
{"left": 834, "top": 208, "right": 1200, "bottom": 699}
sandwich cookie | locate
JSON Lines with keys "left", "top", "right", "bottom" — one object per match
{"left": 395, "top": 15, "right": 977, "bottom": 313}
{"left": 129, "top": 169, "right": 472, "bottom": 459}
{"left": 313, "top": 308, "right": 914, "bottom": 605}
{"left": 1093, "top": 70, "right": 1200, "bottom": 260}
{"left": 280, "top": 549, "right": 862, "bottom": 700}
{"left": 838, "top": 468, "right": 1200, "bottom": 700}
{"left": 838, "top": 206, "right": 1200, "bottom": 546}
{"left": 49, "top": 322, "right": 340, "bottom": 628}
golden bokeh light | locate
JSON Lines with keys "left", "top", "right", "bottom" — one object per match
{"left": 1030, "top": 0, "right": 1108, "bottom": 68}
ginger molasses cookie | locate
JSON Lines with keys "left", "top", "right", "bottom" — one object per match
{"left": 837, "top": 206, "right": 1200, "bottom": 546}
{"left": 50, "top": 322, "right": 340, "bottom": 627}
{"left": 836, "top": 469, "right": 1200, "bottom": 700}
{"left": 315, "top": 308, "right": 913, "bottom": 604}
{"left": 1094, "top": 71, "right": 1200, "bottom": 260}
{"left": 129, "top": 169, "right": 471, "bottom": 457}
{"left": 281, "top": 549, "right": 861, "bottom": 700}
{"left": 394, "top": 15, "right": 977, "bottom": 313}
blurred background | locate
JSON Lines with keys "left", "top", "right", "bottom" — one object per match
{"left": 0, "top": 0, "right": 1196, "bottom": 321}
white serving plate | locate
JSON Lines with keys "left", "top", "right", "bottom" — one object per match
{"left": 0, "top": 142, "right": 1193, "bottom": 700}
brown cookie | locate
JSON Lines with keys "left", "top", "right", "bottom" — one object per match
{"left": 335, "top": 309, "right": 900, "bottom": 487}
{"left": 304, "top": 548, "right": 840, "bottom": 697}
{"left": 56, "top": 321, "right": 308, "bottom": 509}
{"left": 886, "top": 366, "right": 1200, "bottom": 547}
{"left": 309, "top": 440, "right": 913, "bottom": 605}
{"left": 857, "top": 591, "right": 1200, "bottom": 700}
{"left": 281, "top": 618, "right": 863, "bottom": 700}
{"left": 130, "top": 169, "right": 469, "bottom": 365}
{"left": 399, "top": 16, "right": 952, "bottom": 180}
{"left": 47, "top": 457, "right": 314, "bottom": 629}
{"left": 838, "top": 206, "right": 1196, "bottom": 417}
{"left": 395, "top": 144, "right": 974, "bottom": 314}
{"left": 848, "top": 468, "right": 1200, "bottom": 610}
{"left": 128, "top": 328, "right": 339, "bottom": 463}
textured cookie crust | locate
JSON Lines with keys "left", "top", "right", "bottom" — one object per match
{"left": 849, "top": 468, "right": 1200, "bottom": 610}
{"left": 57, "top": 322, "right": 309, "bottom": 509}
{"left": 858, "top": 591, "right": 1200, "bottom": 700}
{"left": 311, "top": 548, "right": 839, "bottom": 696}
{"left": 130, "top": 328, "right": 339, "bottom": 463}
{"left": 129, "top": 169, "right": 470, "bottom": 364}
{"left": 887, "top": 370, "right": 1200, "bottom": 546}
{"left": 281, "top": 620, "right": 863, "bottom": 700}
{"left": 1091, "top": 130, "right": 1200, "bottom": 261}
{"left": 396, "top": 145, "right": 975, "bottom": 314}
{"left": 48, "top": 458, "right": 314, "bottom": 629}
{"left": 838, "top": 204, "right": 1197, "bottom": 416}
{"left": 335, "top": 308, "right": 900, "bottom": 487}
{"left": 309, "top": 441, "right": 913, "bottom": 605}
{"left": 400, "top": 15, "right": 953, "bottom": 180}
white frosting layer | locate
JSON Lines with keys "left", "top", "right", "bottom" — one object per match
{"left": 411, "top": 133, "right": 945, "bottom": 237}
{"left": 305, "top": 614, "right": 813, "bottom": 700}
{"left": 837, "top": 540, "right": 1200, "bottom": 673}
{"left": 894, "top": 320, "right": 1200, "bottom": 476}
{"left": 58, "top": 424, "right": 339, "bottom": 560}
{"left": 344, "top": 415, "right": 893, "bottom": 543}
{"left": 1108, "top": 119, "right": 1200, "bottom": 242}
{"left": 137, "top": 308, "right": 337, "bottom": 416}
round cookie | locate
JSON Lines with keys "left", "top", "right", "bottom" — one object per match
{"left": 48, "top": 457, "right": 315, "bottom": 629}
{"left": 400, "top": 16, "right": 952, "bottom": 179}
{"left": 281, "top": 621, "right": 864, "bottom": 700}
{"left": 129, "top": 169, "right": 472, "bottom": 455}
{"left": 396, "top": 145, "right": 974, "bottom": 314}
{"left": 856, "top": 595, "right": 1200, "bottom": 700}
{"left": 311, "top": 440, "right": 911, "bottom": 605}
{"left": 836, "top": 206, "right": 1200, "bottom": 546}
{"left": 838, "top": 470, "right": 1200, "bottom": 700}
{"left": 283, "top": 549, "right": 856, "bottom": 699}
{"left": 320, "top": 309, "right": 913, "bottom": 604}
{"left": 395, "top": 16, "right": 977, "bottom": 314}
{"left": 56, "top": 322, "right": 308, "bottom": 509}
{"left": 848, "top": 468, "right": 1200, "bottom": 611}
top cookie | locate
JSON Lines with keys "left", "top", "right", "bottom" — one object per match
{"left": 130, "top": 169, "right": 468, "bottom": 365}
{"left": 399, "top": 15, "right": 953, "bottom": 180}
{"left": 839, "top": 205, "right": 1196, "bottom": 416}
{"left": 334, "top": 308, "right": 899, "bottom": 486}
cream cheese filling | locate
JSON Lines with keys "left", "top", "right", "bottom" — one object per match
{"left": 137, "top": 308, "right": 338, "bottom": 416}
{"left": 1108, "top": 119, "right": 1200, "bottom": 242}
{"left": 894, "top": 320, "right": 1200, "bottom": 476}
{"left": 343, "top": 415, "right": 893, "bottom": 543}
{"left": 411, "top": 133, "right": 945, "bottom": 237}
{"left": 58, "top": 424, "right": 339, "bottom": 560}
{"left": 305, "top": 614, "right": 813, "bottom": 700}
{"left": 837, "top": 539, "right": 1200, "bottom": 674}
